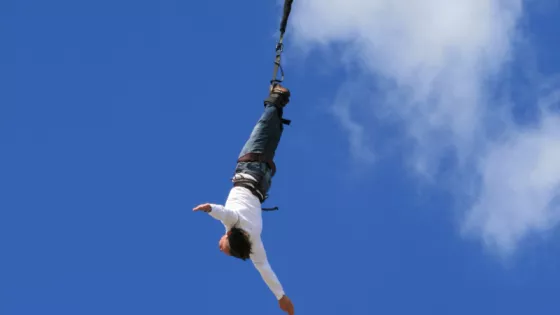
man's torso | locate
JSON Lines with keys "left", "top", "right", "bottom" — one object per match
{"left": 224, "top": 175, "right": 263, "bottom": 237}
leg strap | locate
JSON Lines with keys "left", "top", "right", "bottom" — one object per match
{"left": 264, "top": 91, "right": 291, "bottom": 125}
{"left": 264, "top": 91, "right": 290, "bottom": 108}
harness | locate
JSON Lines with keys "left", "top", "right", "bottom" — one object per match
{"left": 232, "top": 174, "right": 279, "bottom": 212}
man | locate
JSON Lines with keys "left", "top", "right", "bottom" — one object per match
{"left": 193, "top": 84, "right": 295, "bottom": 315}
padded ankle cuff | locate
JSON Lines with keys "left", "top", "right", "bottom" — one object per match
{"left": 264, "top": 92, "right": 290, "bottom": 107}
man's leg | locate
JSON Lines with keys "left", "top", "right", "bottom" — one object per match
{"left": 233, "top": 85, "right": 291, "bottom": 197}
{"left": 238, "top": 106, "right": 284, "bottom": 161}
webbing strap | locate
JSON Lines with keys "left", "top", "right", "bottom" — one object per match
{"left": 233, "top": 180, "right": 279, "bottom": 211}
{"left": 234, "top": 180, "right": 265, "bottom": 203}
{"left": 262, "top": 206, "right": 279, "bottom": 211}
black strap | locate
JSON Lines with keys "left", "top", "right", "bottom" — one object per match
{"left": 232, "top": 178, "right": 280, "bottom": 212}
{"left": 234, "top": 180, "right": 265, "bottom": 203}
{"left": 262, "top": 206, "right": 279, "bottom": 211}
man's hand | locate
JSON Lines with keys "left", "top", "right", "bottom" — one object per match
{"left": 279, "top": 295, "right": 294, "bottom": 315}
{"left": 193, "top": 203, "right": 212, "bottom": 212}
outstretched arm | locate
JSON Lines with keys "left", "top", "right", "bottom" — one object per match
{"left": 251, "top": 238, "right": 294, "bottom": 315}
{"left": 193, "top": 203, "right": 239, "bottom": 227}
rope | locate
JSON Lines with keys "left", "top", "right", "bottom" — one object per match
{"left": 271, "top": 0, "right": 294, "bottom": 86}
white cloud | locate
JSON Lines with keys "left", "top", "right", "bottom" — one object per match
{"left": 290, "top": 0, "right": 560, "bottom": 255}
{"left": 463, "top": 113, "right": 560, "bottom": 256}
{"left": 329, "top": 82, "right": 376, "bottom": 164}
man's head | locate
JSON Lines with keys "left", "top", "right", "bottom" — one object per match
{"left": 219, "top": 227, "right": 252, "bottom": 260}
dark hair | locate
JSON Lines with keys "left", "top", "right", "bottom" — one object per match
{"left": 228, "top": 227, "right": 252, "bottom": 260}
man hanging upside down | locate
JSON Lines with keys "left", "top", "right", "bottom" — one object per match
{"left": 193, "top": 84, "right": 295, "bottom": 315}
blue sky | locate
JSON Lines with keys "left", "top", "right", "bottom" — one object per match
{"left": 1, "top": 1, "right": 560, "bottom": 314}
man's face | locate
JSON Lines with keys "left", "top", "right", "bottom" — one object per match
{"left": 219, "top": 233, "right": 231, "bottom": 256}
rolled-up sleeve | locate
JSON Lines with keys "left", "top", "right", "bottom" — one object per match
{"left": 251, "top": 237, "right": 285, "bottom": 300}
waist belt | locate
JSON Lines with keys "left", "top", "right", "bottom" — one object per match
{"left": 233, "top": 179, "right": 266, "bottom": 203}
{"left": 237, "top": 153, "right": 277, "bottom": 176}
{"left": 232, "top": 180, "right": 279, "bottom": 211}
